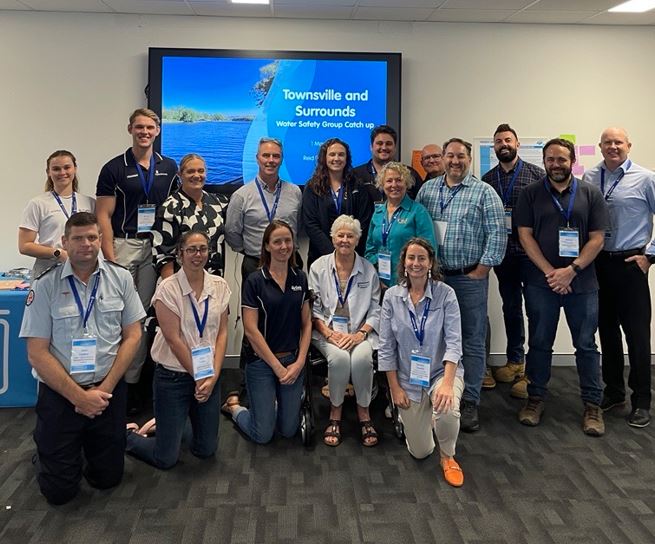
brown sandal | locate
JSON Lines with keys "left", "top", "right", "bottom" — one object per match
{"left": 360, "top": 420, "right": 379, "bottom": 447}
{"left": 323, "top": 419, "right": 342, "bottom": 447}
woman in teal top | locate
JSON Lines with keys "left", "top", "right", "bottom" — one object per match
{"left": 365, "top": 162, "right": 437, "bottom": 287}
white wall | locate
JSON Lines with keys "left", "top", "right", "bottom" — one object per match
{"left": 2, "top": 11, "right": 654, "bottom": 357}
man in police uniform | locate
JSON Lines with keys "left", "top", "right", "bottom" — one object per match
{"left": 95, "top": 108, "right": 178, "bottom": 411}
{"left": 420, "top": 143, "right": 444, "bottom": 182}
{"left": 583, "top": 127, "right": 655, "bottom": 428}
{"left": 20, "top": 212, "right": 145, "bottom": 505}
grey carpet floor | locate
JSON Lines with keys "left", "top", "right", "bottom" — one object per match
{"left": 0, "top": 367, "right": 653, "bottom": 544}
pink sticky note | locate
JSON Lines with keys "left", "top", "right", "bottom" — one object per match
{"left": 579, "top": 145, "right": 596, "bottom": 156}
{"left": 572, "top": 164, "right": 585, "bottom": 176}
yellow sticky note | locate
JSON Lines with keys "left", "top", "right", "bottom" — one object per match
{"left": 559, "top": 134, "right": 576, "bottom": 144}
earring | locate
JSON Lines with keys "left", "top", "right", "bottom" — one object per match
{"left": 428, "top": 269, "right": 432, "bottom": 279}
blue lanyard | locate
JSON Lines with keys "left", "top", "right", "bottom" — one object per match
{"left": 331, "top": 184, "right": 345, "bottom": 215}
{"left": 67, "top": 274, "right": 100, "bottom": 331}
{"left": 332, "top": 269, "right": 355, "bottom": 307}
{"left": 600, "top": 160, "right": 631, "bottom": 200}
{"left": 408, "top": 297, "right": 431, "bottom": 347}
{"left": 189, "top": 294, "right": 209, "bottom": 339}
{"left": 438, "top": 180, "right": 465, "bottom": 214}
{"left": 256, "top": 178, "right": 282, "bottom": 222}
{"left": 496, "top": 159, "right": 523, "bottom": 207}
{"left": 544, "top": 177, "right": 577, "bottom": 226}
{"left": 51, "top": 191, "right": 77, "bottom": 219}
{"left": 381, "top": 205, "right": 403, "bottom": 247}
{"left": 134, "top": 153, "right": 156, "bottom": 202}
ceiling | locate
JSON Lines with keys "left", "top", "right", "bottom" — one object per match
{"left": 2, "top": 0, "right": 655, "bottom": 25}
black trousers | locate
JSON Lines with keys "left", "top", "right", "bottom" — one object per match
{"left": 596, "top": 252, "right": 652, "bottom": 410}
{"left": 34, "top": 380, "right": 127, "bottom": 505}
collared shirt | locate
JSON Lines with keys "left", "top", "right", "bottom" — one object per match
{"left": 225, "top": 177, "right": 302, "bottom": 256}
{"left": 242, "top": 266, "right": 308, "bottom": 361}
{"left": 151, "top": 189, "right": 228, "bottom": 276}
{"left": 364, "top": 194, "right": 437, "bottom": 286}
{"left": 308, "top": 252, "right": 381, "bottom": 348}
{"left": 515, "top": 177, "right": 609, "bottom": 293}
{"left": 150, "top": 268, "right": 231, "bottom": 373}
{"left": 96, "top": 148, "right": 179, "bottom": 236}
{"left": 416, "top": 173, "right": 507, "bottom": 270}
{"left": 482, "top": 159, "right": 545, "bottom": 256}
{"left": 19, "top": 255, "right": 146, "bottom": 385}
{"left": 377, "top": 280, "right": 463, "bottom": 404}
{"left": 583, "top": 159, "right": 655, "bottom": 253}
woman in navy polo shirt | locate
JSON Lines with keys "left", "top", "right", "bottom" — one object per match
{"left": 222, "top": 219, "right": 312, "bottom": 444}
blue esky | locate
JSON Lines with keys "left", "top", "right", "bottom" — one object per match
{"left": 162, "top": 56, "right": 275, "bottom": 116}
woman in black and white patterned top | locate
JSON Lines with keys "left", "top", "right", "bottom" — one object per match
{"left": 152, "top": 153, "right": 228, "bottom": 278}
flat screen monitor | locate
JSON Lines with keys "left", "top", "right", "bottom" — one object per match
{"left": 148, "top": 48, "right": 402, "bottom": 193}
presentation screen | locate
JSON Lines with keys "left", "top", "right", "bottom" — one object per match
{"left": 148, "top": 48, "right": 401, "bottom": 192}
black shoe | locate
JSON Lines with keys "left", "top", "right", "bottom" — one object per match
{"left": 627, "top": 408, "right": 650, "bottom": 428}
{"left": 460, "top": 400, "right": 480, "bottom": 433}
{"left": 600, "top": 395, "right": 626, "bottom": 412}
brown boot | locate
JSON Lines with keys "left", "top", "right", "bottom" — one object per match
{"left": 482, "top": 367, "right": 496, "bottom": 389}
{"left": 582, "top": 402, "right": 605, "bottom": 437}
{"left": 493, "top": 361, "right": 525, "bottom": 383}
{"left": 519, "top": 397, "right": 544, "bottom": 426}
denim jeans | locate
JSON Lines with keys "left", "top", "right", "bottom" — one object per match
{"left": 493, "top": 254, "right": 528, "bottom": 363}
{"left": 444, "top": 274, "right": 488, "bottom": 405}
{"left": 523, "top": 285, "right": 602, "bottom": 405}
{"left": 126, "top": 365, "right": 221, "bottom": 469}
{"left": 234, "top": 354, "right": 304, "bottom": 444}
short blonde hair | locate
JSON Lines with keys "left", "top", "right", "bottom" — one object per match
{"left": 129, "top": 108, "right": 161, "bottom": 127}
{"left": 330, "top": 215, "right": 362, "bottom": 240}
{"left": 376, "top": 161, "right": 414, "bottom": 191}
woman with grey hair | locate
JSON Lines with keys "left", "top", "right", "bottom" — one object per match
{"left": 309, "top": 214, "right": 381, "bottom": 446}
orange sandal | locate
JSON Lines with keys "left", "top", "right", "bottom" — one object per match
{"left": 441, "top": 458, "right": 464, "bottom": 487}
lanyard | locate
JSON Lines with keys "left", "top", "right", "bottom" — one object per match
{"left": 544, "top": 177, "right": 577, "bottom": 226}
{"left": 496, "top": 159, "right": 523, "bottom": 206}
{"left": 381, "top": 205, "right": 403, "bottom": 247}
{"left": 68, "top": 274, "right": 100, "bottom": 332}
{"left": 134, "top": 153, "right": 156, "bottom": 202}
{"left": 331, "top": 184, "right": 345, "bottom": 215}
{"left": 256, "top": 178, "right": 282, "bottom": 222}
{"left": 438, "top": 180, "right": 465, "bottom": 214}
{"left": 600, "top": 160, "right": 631, "bottom": 200}
{"left": 52, "top": 191, "right": 77, "bottom": 219}
{"left": 332, "top": 269, "right": 355, "bottom": 307}
{"left": 408, "top": 297, "right": 431, "bottom": 347}
{"left": 189, "top": 294, "right": 209, "bottom": 339}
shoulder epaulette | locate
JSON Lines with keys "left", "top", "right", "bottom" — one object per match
{"left": 34, "top": 262, "right": 61, "bottom": 281}
{"left": 104, "top": 260, "right": 128, "bottom": 270}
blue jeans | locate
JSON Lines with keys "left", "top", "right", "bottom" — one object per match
{"left": 494, "top": 254, "right": 528, "bottom": 363}
{"left": 126, "top": 365, "right": 220, "bottom": 469}
{"left": 444, "top": 274, "right": 488, "bottom": 405}
{"left": 524, "top": 285, "right": 602, "bottom": 405}
{"left": 234, "top": 354, "right": 304, "bottom": 444}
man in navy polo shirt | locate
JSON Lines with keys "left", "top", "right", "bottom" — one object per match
{"left": 95, "top": 108, "right": 178, "bottom": 412}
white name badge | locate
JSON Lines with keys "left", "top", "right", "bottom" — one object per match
{"left": 433, "top": 220, "right": 447, "bottom": 247}
{"left": 137, "top": 205, "right": 156, "bottom": 233}
{"left": 559, "top": 228, "right": 580, "bottom": 258}
{"left": 504, "top": 209, "right": 512, "bottom": 235}
{"left": 332, "top": 315, "right": 349, "bottom": 334}
{"left": 378, "top": 252, "right": 392, "bottom": 281}
{"left": 70, "top": 337, "right": 97, "bottom": 374}
{"left": 409, "top": 354, "right": 431, "bottom": 387}
{"left": 192, "top": 345, "right": 215, "bottom": 380}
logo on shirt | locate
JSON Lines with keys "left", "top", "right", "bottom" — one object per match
{"left": 25, "top": 289, "right": 35, "bottom": 306}
{"left": 291, "top": 285, "right": 302, "bottom": 292}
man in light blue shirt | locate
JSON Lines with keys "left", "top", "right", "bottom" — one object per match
{"left": 583, "top": 127, "right": 655, "bottom": 428}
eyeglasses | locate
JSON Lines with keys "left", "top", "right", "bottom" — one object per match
{"left": 422, "top": 154, "right": 442, "bottom": 161}
{"left": 183, "top": 246, "right": 209, "bottom": 255}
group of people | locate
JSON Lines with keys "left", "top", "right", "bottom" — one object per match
{"left": 16, "top": 108, "right": 655, "bottom": 505}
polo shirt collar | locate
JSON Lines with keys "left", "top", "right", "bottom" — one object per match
{"left": 601, "top": 157, "right": 632, "bottom": 176}
{"left": 175, "top": 268, "right": 213, "bottom": 301}
{"left": 328, "top": 252, "right": 364, "bottom": 279}
{"left": 399, "top": 279, "right": 435, "bottom": 306}
{"left": 123, "top": 148, "right": 163, "bottom": 167}
{"left": 261, "top": 265, "right": 297, "bottom": 280}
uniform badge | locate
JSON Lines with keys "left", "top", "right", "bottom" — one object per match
{"left": 25, "top": 289, "right": 35, "bottom": 306}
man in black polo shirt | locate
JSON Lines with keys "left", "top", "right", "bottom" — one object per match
{"left": 96, "top": 108, "right": 178, "bottom": 412}
{"left": 515, "top": 138, "right": 609, "bottom": 436}
{"left": 353, "top": 125, "right": 422, "bottom": 202}
{"left": 419, "top": 143, "right": 444, "bottom": 182}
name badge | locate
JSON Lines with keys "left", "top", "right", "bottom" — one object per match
{"left": 332, "top": 315, "right": 349, "bottom": 334}
{"left": 192, "top": 345, "right": 215, "bottom": 380}
{"left": 378, "top": 252, "right": 392, "bottom": 281}
{"left": 409, "top": 354, "right": 431, "bottom": 387}
{"left": 433, "top": 220, "right": 447, "bottom": 247}
{"left": 559, "top": 228, "right": 579, "bottom": 258}
{"left": 504, "top": 209, "right": 512, "bottom": 235}
{"left": 71, "top": 337, "right": 97, "bottom": 374}
{"left": 137, "top": 205, "right": 156, "bottom": 233}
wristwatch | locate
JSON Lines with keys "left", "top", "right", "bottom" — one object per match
{"left": 53, "top": 249, "right": 61, "bottom": 259}
{"left": 570, "top": 263, "right": 581, "bottom": 274}
{"left": 358, "top": 329, "right": 369, "bottom": 339}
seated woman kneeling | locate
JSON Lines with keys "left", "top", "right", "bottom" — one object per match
{"left": 378, "top": 238, "right": 466, "bottom": 487}
{"left": 309, "top": 215, "right": 380, "bottom": 446}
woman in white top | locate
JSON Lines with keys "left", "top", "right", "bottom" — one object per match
{"left": 19, "top": 150, "right": 95, "bottom": 278}
{"left": 309, "top": 215, "right": 381, "bottom": 447}
{"left": 125, "top": 231, "right": 230, "bottom": 469}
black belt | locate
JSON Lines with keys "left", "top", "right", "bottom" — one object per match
{"left": 443, "top": 264, "right": 477, "bottom": 276}
{"left": 600, "top": 247, "right": 644, "bottom": 259}
{"left": 79, "top": 380, "right": 105, "bottom": 390}
{"left": 120, "top": 232, "right": 151, "bottom": 240}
